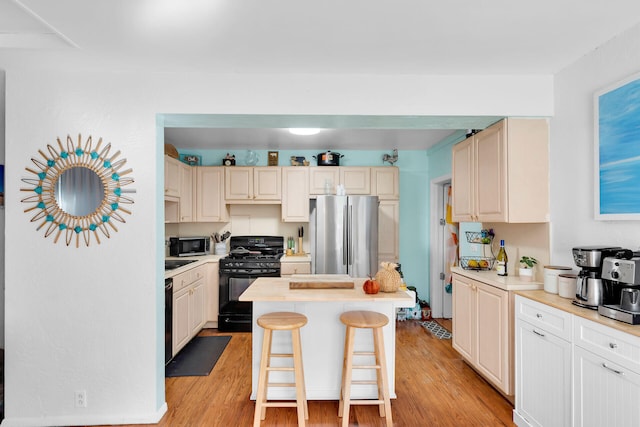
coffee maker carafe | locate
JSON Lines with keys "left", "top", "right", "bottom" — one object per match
{"left": 572, "top": 246, "right": 623, "bottom": 309}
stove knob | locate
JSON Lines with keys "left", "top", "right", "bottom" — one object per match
{"left": 612, "top": 271, "right": 620, "bottom": 279}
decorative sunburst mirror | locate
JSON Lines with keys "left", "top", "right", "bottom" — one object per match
{"left": 21, "top": 134, "right": 135, "bottom": 247}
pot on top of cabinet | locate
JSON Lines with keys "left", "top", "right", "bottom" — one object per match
{"left": 313, "top": 150, "right": 343, "bottom": 166}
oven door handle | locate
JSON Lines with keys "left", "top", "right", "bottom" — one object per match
{"left": 223, "top": 318, "right": 252, "bottom": 324}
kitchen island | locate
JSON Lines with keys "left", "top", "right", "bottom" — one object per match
{"left": 239, "top": 275, "right": 415, "bottom": 400}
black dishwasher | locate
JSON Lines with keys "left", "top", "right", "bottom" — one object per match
{"left": 165, "top": 278, "right": 173, "bottom": 365}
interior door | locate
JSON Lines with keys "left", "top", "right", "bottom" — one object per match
{"left": 442, "top": 183, "right": 457, "bottom": 318}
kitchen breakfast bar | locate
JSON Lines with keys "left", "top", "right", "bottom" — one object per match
{"left": 239, "top": 275, "right": 415, "bottom": 400}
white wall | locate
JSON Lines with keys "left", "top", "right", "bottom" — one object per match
{"left": 1, "top": 63, "right": 554, "bottom": 425}
{"left": 551, "top": 23, "right": 640, "bottom": 267}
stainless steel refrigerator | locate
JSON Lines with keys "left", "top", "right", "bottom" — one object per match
{"left": 310, "top": 195, "right": 379, "bottom": 277}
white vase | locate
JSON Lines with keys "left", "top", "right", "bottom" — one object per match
{"left": 519, "top": 267, "right": 534, "bottom": 281}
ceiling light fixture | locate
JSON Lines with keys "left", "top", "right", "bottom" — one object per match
{"left": 288, "top": 128, "right": 321, "bottom": 136}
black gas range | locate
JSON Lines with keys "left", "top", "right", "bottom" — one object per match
{"left": 218, "top": 236, "right": 284, "bottom": 332}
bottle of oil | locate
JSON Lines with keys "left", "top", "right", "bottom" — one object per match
{"left": 496, "top": 239, "right": 508, "bottom": 276}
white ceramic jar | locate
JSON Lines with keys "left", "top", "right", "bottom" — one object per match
{"left": 544, "top": 265, "right": 573, "bottom": 294}
{"left": 558, "top": 273, "right": 578, "bottom": 298}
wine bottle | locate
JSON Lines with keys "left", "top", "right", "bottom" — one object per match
{"left": 496, "top": 239, "right": 508, "bottom": 276}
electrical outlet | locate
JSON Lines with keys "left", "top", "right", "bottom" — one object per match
{"left": 470, "top": 245, "right": 479, "bottom": 253}
{"left": 75, "top": 390, "right": 87, "bottom": 408}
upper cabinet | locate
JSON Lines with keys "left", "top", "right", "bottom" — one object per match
{"left": 282, "top": 167, "right": 310, "bottom": 222}
{"left": 195, "top": 167, "right": 229, "bottom": 222}
{"left": 309, "top": 166, "right": 383, "bottom": 196}
{"left": 179, "top": 162, "right": 194, "bottom": 222}
{"left": 164, "top": 156, "right": 181, "bottom": 198}
{"left": 371, "top": 167, "right": 399, "bottom": 200}
{"left": 225, "top": 167, "right": 282, "bottom": 202}
{"left": 309, "top": 167, "right": 340, "bottom": 195}
{"left": 340, "top": 167, "right": 371, "bottom": 194}
{"left": 451, "top": 118, "right": 549, "bottom": 223}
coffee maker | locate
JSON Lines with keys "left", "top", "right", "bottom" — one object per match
{"left": 599, "top": 255, "right": 640, "bottom": 324}
{"left": 572, "top": 245, "right": 623, "bottom": 309}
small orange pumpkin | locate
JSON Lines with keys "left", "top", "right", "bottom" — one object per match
{"left": 363, "top": 277, "right": 380, "bottom": 294}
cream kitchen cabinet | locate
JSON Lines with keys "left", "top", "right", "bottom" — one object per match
{"left": 309, "top": 167, "right": 340, "bottom": 195}
{"left": 309, "top": 166, "right": 371, "bottom": 195}
{"left": 172, "top": 264, "right": 206, "bottom": 356}
{"left": 378, "top": 200, "right": 399, "bottom": 263}
{"left": 178, "top": 161, "right": 194, "bottom": 222}
{"left": 281, "top": 167, "right": 310, "bottom": 222}
{"left": 451, "top": 118, "right": 549, "bottom": 223}
{"left": 514, "top": 296, "right": 572, "bottom": 427}
{"left": 204, "top": 261, "right": 219, "bottom": 328}
{"left": 573, "top": 316, "right": 640, "bottom": 427}
{"left": 195, "top": 167, "right": 228, "bottom": 222}
{"left": 280, "top": 261, "right": 311, "bottom": 276}
{"left": 371, "top": 167, "right": 399, "bottom": 200}
{"left": 164, "top": 155, "right": 181, "bottom": 198}
{"left": 452, "top": 273, "right": 511, "bottom": 396}
{"left": 225, "top": 167, "right": 282, "bottom": 202}
{"left": 340, "top": 167, "right": 371, "bottom": 194}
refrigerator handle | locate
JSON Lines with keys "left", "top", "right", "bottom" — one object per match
{"left": 349, "top": 204, "right": 354, "bottom": 266}
{"left": 343, "top": 203, "right": 348, "bottom": 267}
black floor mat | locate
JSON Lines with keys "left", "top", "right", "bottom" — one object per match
{"left": 165, "top": 336, "right": 231, "bottom": 377}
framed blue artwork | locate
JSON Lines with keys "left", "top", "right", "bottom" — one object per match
{"left": 595, "top": 72, "right": 640, "bottom": 220}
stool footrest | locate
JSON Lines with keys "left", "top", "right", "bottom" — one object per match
{"left": 353, "top": 365, "right": 381, "bottom": 369}
{"left": 270, "top": 353, "right": 293, "bottom": 358}
{"left": 267, "top": 382, "right": 297, "bottom": 387}
{"left": 353, "top": 351, "right": 376, "bottom": 356}
{"left": 351, "top": 380, "right": 378, "bottom": 385}
{"left": 266, "top": 366, "right": 294, "bottom": 372}
{"left": 263, "top": 402, "right": 299, "bottom": 408}
{"left": 349, "top": 399, "right": 385, "bottom": 405}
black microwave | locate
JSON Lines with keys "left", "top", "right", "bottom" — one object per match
{"left": 169, "top": 236, "right": 210, "bottom": 257}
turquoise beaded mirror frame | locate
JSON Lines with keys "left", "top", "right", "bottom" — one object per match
{"left": 21, "top": 134, "right": 135, "bottom": 247}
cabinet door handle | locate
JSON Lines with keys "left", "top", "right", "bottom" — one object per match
{"left": 602, "top": 363, "right": 624, "bottom": 375}
{"left": 536, "top": 313, "right": 543, "bottom": 319}
{"left": 609, "top": 342, "right": 618, "bottom": 349}
{"left": 533, "top": 329, "right": 545, "bottom": 337}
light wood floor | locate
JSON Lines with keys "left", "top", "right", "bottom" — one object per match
{"left": 93, "top": 319, "right": 515, "bottom": 426}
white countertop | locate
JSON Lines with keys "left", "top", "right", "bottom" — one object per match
{"left": 516, "top": 290, "right": 640, "bottom": 338}
{"left": 164, "top": 254, "right": 223, "bottom": 278}
{"left": 280, "top": 254, "right": 312, "bottom": 263}
{"left": 239, "top": 275, "right": 415, "bottom": 305}
{"left": 452, "top": 266, "right": 544, "bottom": 291}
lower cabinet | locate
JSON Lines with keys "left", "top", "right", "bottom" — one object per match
{"left": 573, "top": 346, "right": 640, "bottom": 427}
{"left": 515, "top": 296, "right": 572, "bottom": 427}
{"left": 515, "top": 296, "right": 640, "bottom": 427}
{"left": 172, "top": 265, "right": 206, "bottom": 356}
{"left": 452, "top": 273, "right": 511, "bottom": 395}
{"left": 280, "top": 261, "right": 311, "bottom": 277}
{"left": 205, "top": 261, "right": 219, "bottom": 328}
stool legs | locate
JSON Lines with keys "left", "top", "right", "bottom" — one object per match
{"left": 338, "top": 325, "right": 392, "bottom": 427}
{"left": 253, "top": 326, "right": 308, "bottom": 427}
{"left": 291, "top": 327, "right": 309, "bottom": 426}
{"left": 254, "top": 328, "right": 273, "bottom": 426}
{"left": 374, "top": 326, "right": 392, "bottom": 423}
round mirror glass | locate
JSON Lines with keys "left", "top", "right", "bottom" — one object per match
{"left": 55, "top": 166, "right": 105, "bottom": 217}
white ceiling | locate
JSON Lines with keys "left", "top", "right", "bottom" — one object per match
{"left": 4, "top": 0, "right": 640, "bottom": 150}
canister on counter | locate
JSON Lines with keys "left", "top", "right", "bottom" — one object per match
{"left": 558, "top": 273, "right": 578, "bottom": 298}
{"left": 544, "top": 265, "right": 573, "bottom": 294}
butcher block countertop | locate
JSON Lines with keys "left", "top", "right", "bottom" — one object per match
{"left": 452, "top": 266, "right": 544, "bottom": 291}
{"left": 515, "top": 289, "right": 640, "bottom": 338}
{"left": 239, "top": 274, "right": 415, "bottom": 305}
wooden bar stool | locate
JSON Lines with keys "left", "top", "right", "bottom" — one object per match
{"left": 338, "top": 310, "right": 392, "bottom": 427}
{"left": 254, "top": 312, "right": 308, "bottom": 427}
